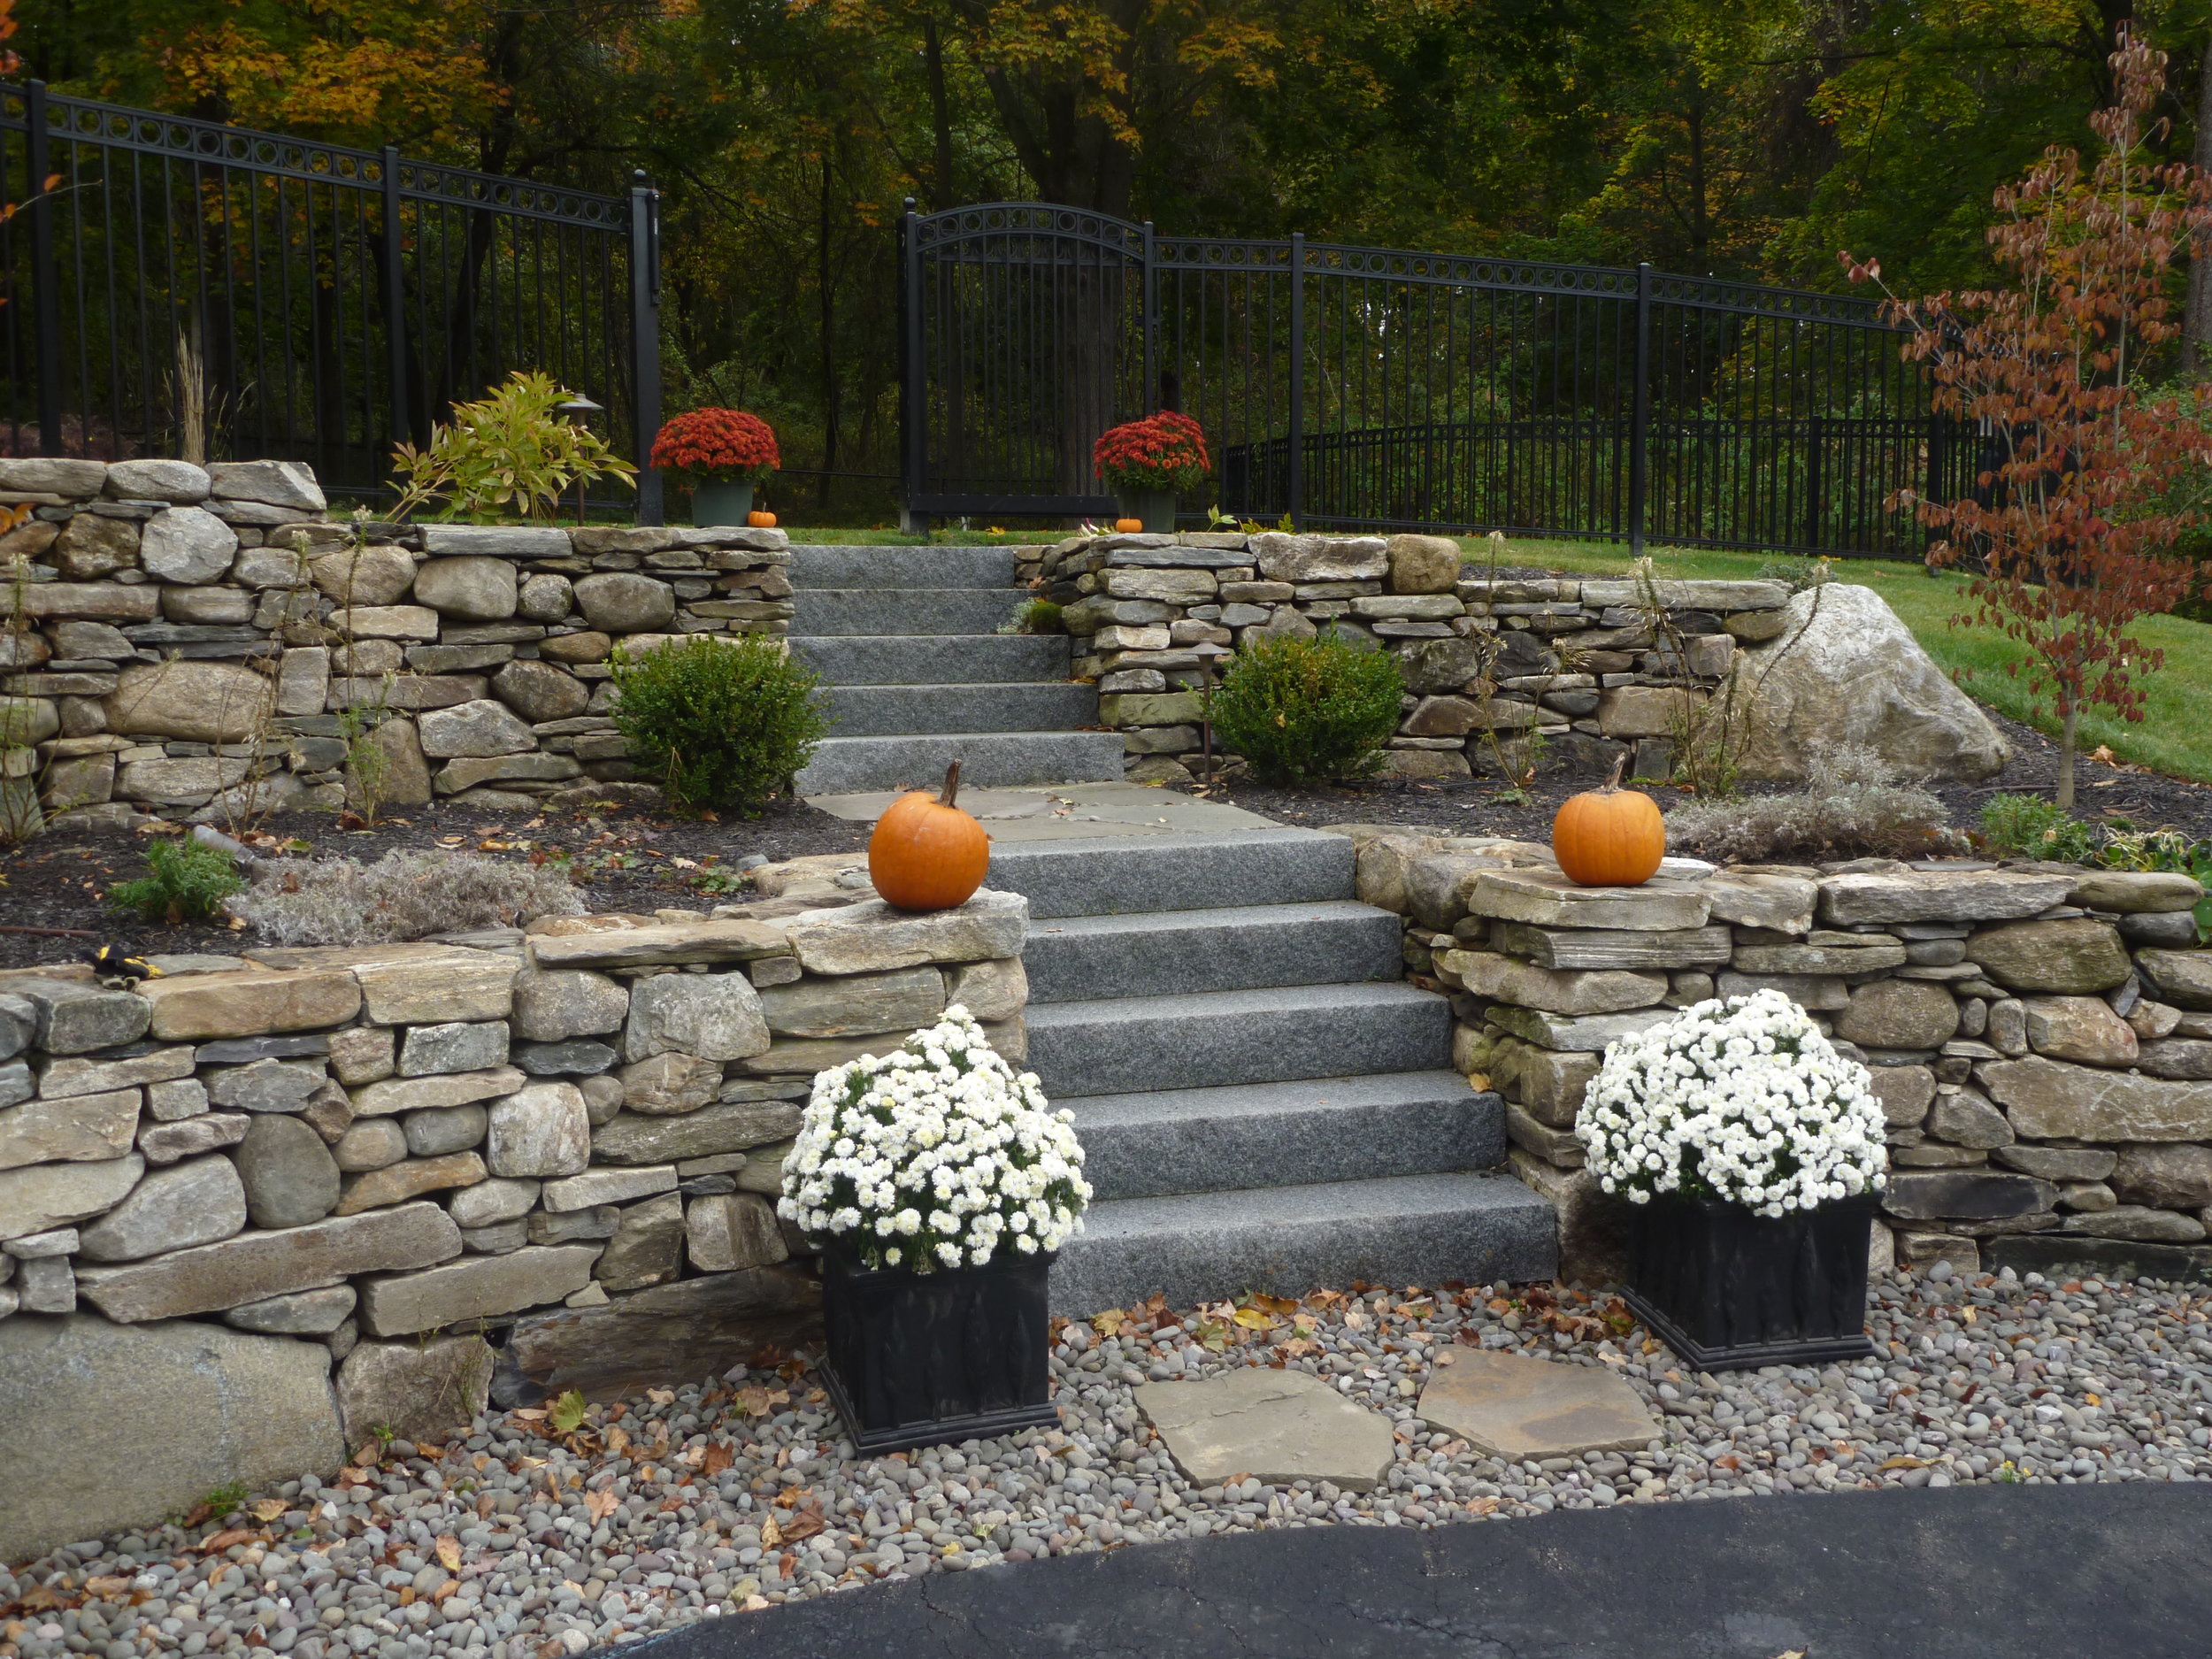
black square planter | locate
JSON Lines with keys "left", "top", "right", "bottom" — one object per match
{"left": 820, "top": 1248, "right": 1061, "bottom": 1455}
{"left": 1620, "top": 1194, "right": 1877, "bottom": 1371}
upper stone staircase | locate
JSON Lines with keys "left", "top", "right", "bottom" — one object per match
{"left": 787, "top": 543, "right": 1125, "bottom": 795}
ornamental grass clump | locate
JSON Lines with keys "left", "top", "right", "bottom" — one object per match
{"left": 1092, "top": 410, "right": 1212, "bottom": 494}
{"left": 1578, "top": 989, "right": 1888, "bottom": 1217}
{"left": 780, "top": 1007, "right": 1091, "bottom": 1272}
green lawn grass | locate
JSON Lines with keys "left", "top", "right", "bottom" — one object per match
{"left": 1468, "top": 537, "right": 2212, "bottom": 785}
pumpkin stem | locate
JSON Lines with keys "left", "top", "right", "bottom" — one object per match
{"left": 1604, "top": 751, "right": 1627, "bottom": 793}
{"left": 941, "top": 760, "right": 963, "bottom": 810}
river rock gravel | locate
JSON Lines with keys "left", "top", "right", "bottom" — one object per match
{"left": 4, "top": 1263, "right": 2208, "bottom": 1658}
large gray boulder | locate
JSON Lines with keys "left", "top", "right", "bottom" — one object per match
{"left": 1733, "top": 583, "right": 2009, "bottom": 780}
{"left": 0, "top": 1315, "right": 342, "bottom": 1562}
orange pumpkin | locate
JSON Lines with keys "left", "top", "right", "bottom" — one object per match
{"left": 869, "top": 760, "right": 990, "bottom": 911}
{"left": 1552, "top": 755, "right": 1665, "bottom": 887}
{"left": 748, "top": 509, "right": 778, "bottom": 528}
{"left": 1112, "top": 517, "right": 1144, "bottom": 533}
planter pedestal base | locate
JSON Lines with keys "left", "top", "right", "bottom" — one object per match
{"left": 821, "top": 1248, "right": 1061, "bottom": 1455}
{"left": 1624, "top": 1194, "right": 1877, "bottom": 1371}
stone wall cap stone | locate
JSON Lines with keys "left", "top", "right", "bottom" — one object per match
{"left": 526, "top": 918, "right": 791, "bottom": 970}
{"left": 1818, "top": 869, "right": 2076, "bottom": 926}
{"left": 135, "top": 967, "right": 362, "bottom": 1041}
{"left": 783, "top": 889, "right": 1027, "bottom": 975}
{"left": 1467, "top": 867, "right": 1709, "bottom": 931}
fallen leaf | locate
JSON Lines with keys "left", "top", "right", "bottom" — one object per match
{"left": 703, "top": 1442, "right": 734, "bottom": 1477}
{"left": 734, "top": 1385, "right": 790, "bottom": 1417}
{"left": 1879, "top": 1455, "right": 1930, "bottom": 1471}
{"left": 582, "top": 1488, "right": 620, "bottom": 1524}
{"left": 758, "top": 1515, "right": 781, "bottom": 1549}
{"left": 604, "top": 1425, "right": 631, "bottom": 1459}
{"left": 431, "top": 1581, "right": 458, "bottom": 1605}
{"left": 1232, "top": 1307, "right": 1273, "bottom": 1330}
{"left": 778, "top": 1509, "right": 826, "bottom": 1543}
{"left": 197, "top": 1530, "right": 254, "bottom": 1554}
{"left": 82, "top": 1578, "right": 133, "bottom": 1599}
{"left": 435, "top": 1537, "right": 461, "bottom": 1572}
{"left": 548, "top": 1390, "right": 589, "bottom": 1434}
{"left": 250, "top": 1500, "right": 288, "bottom": 1523}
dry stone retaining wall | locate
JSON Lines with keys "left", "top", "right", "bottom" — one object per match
{"left": 1340, "top": 826, "right": 2212, "bottom": 1286}
{"left": 0, "top": 890, "right": 1027, "bottom": 1561}
{"left": 0, "top": 457, "right": 790, "bottom": 828}
{"left": 1028, "top": 531, "right": 1794, "bottom": 784}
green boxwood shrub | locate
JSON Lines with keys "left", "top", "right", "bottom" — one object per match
{"left": 611, "top": 634, "right": 828, "bottom": 814}
{"left": 1210, "top": 631, "right": 1404, "bottom": 785}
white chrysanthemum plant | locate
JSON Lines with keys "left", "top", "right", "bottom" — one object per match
{"left": 1576, "top": 988, "right": 1888, "bottom": 1217}
{"left": 779, "top": 1005, "right": 1092, "bottom": 1272}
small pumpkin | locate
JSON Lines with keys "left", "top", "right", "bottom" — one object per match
{"left": 1112, "top": 517, "right": 1144, "bottom": 533}
{"left": 868, "top": 760, "right": 990, "bottom": 911}
{"left": 748, "top": 509, "right": 778, "bottom": 528}
{"left": 1552, "top": 754, "right": 1665, "bottom": 887}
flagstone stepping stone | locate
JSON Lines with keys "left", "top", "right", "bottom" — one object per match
{"left": 1416, "top": 1348, "right": 1662, "bottom": 1460}
{"left": 1134, "top": 1369, "right": 1394, "bottom": 1492}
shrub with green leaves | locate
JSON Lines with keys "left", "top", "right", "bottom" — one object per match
{"left": 1979, "top": 794, "right": 2099, "bottom": 864}
{"left": 390, "top": 370, "right": 638, "bottom": 523}
{"left": 1210, "top": 630, "right": 1404, "bottom": 785}
{"left": 109, "top": 839, "right": 244, "bottom": 925}
{"left": 611, "top": 634, "right": 828, "bottom": 813}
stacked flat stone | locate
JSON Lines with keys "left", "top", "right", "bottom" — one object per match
{"left": 1025, "top": 530, "right": 1787, "bottom": 784}
{"left": 1334, "top": 825, "right": 2212, "bottom": 1284}
{"left": 0, "top": 457, "right": 792, "bottom": 829}
{"left": 0, "top": 887, "right": 1029, "bottom": 1553}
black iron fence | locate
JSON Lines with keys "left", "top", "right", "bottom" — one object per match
{"left": 0, "top": 82, "right": 664, "bottom": 520}
{"left": 899, "top": 203, "right": 1973, "bottom": 557}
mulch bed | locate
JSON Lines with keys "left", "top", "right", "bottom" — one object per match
{"left": 0, "top": 797, "right": 871, "bottom": 972}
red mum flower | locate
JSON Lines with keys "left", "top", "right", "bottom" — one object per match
{"left": 1094, "top": 411, "right": 1212, "bottom": 494}
{"left": 651, "top": 408, "right": 780, "bottom": 486}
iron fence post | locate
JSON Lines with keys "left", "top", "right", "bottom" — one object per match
{"left": 898, "top": 199, "right": 926, "bottom": 534}
{"left": 1628, "top": 261, "right": 1650, "bottom": 557}
{"left": 1804, "top": 413, "right": 1824, "bottom": 550}
{"left": 1141, "top": 219, "right": 1156, "bottom": 413}
{"left": 380, "top": 146, "right": 411, "bottom": 451}
{"left": 628, "top": 170, "right": 664, "bottom": 526}
{"left": 25, "top": 81, "right": 61, "bottom": 457}
{"left": 1287, "top": 232, "right": 1305, "bottom": 529}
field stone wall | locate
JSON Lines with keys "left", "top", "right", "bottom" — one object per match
{"left": 0, "top": 889, "right": 1029, "bottom": 1563}
{"left": 1337, "top": 824, "right": 2212, "bottom": 1287}
{"left": 0, "top": 457, "right": 791, "bottom": 830}
{"left": 1029, "top": 531, "right": 2009, "bottom": 786}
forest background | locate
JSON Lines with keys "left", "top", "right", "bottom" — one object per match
{"left": 14, "top": 0, "right": 2212, "bottom": 518}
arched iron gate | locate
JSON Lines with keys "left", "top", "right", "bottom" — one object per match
{"left": 899, "top": 202, "right": 1971, "bottom": 557}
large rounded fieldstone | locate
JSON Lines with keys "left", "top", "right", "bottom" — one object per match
{"left": 490, "top": 657, "right": 590, "bottom": 723}
{"left": 108, "top": 458, "right": 211, "bottom": 502}
{"left": 1833, "top": 979, "right": 1960, "bottom": 1050}
{"left": 76, "top": 1155, "right": 248, "bottom": 1262}
{"left": 512, "top": 968, "right": 629, "bottom": 1043}
{"left": 1386, "top": 534, "right": 1463, "bottom": 595}
{"left": 0, "top": 1315, "right": 342, "bottom": 1563}
{"left": 403, "top": 1102, "right": 490, "bottom": 1157}
{"left": 1135, "top": 1368, "right": 1395, "bottom": 1491}
{"left": 335, "top": 1118, "right": 407, "bottom": 1173}
{"left": 1735, "top": 584, "right": 2009, "bottom": 780}
{"left": 417, "top": 698, "right": 536, "bottom": 758}
{"left": 104, "top": 659, "right": 274, "bottom": 742}
{"left": 1967, "top": 918, "right": 2132, "bottom": 995}
{"left": 138, "top": 505, "right": 237, "bottom": 582}
{"left": 412, "top": 557, "right": 518, "bottom": 621}
{"left": 310, "top": 545, "right": 415, "bottom": 606}
{"left": 234, "top": 1113, "right": 342, "bottom": 1228}
{"left": 51, "top": 513, "right": 139, "bottom": 579}
{"left": 573, "top": 572, "right": 676, "bottom": 633}
{"left": 625, "top": 973, "right": 771, "bottom": 1063}
{"left": 518, "top": 572, "right": 574, "bottom": 622}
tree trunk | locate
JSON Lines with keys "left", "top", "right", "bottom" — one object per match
{"left": 924, "top": 19, "right": 957, "bottom": 210}
{"left": 2185, "top": 32, "right": 2212, "bottom": 374}
{"left": 2056, "top": 700, "right": 2079, "bottom": 810}
{"left": 818, "top": 161, "right": 839, "bottom": 512}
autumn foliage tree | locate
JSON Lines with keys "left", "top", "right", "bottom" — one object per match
{"left": 1845, "top": 35, "right": 2212, "bottom": 810}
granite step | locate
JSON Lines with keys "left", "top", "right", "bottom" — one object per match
{"left": 1024, "top": 901, "right": 1403, "bottom": 1003}
{"left": 792, "top": 730, "right": 1125, "bottom": 795}
{"left": 1022, "top": 981, "right": 1452, "bottom": 1097}
{"left": 1048, "top": 1171, "right": 1558, "bottom": 1315}
{"left": 816, "top": 681, "right": 1099, "bottom": 738}
{"left": 788, "top": 543, "right": 1019, "bottom": 590}
{"left": 792, "top": 588, "right": 1029, "bottom": 637}
{"left": 987, "top": 828, "right": 1356, "bottom": 919}
{"left": 788, "top": 633, "right": 1071, "bottom": 687}
{"left": 1065, "top": 1071, "right": 1502, "bottom": 1202}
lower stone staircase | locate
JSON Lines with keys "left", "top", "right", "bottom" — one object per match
{"left": 787, "top": 543, "right": 1125, "bottom": 794}
{"left": 983, "top": 827, "right": 1557, "bottom": 1315}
